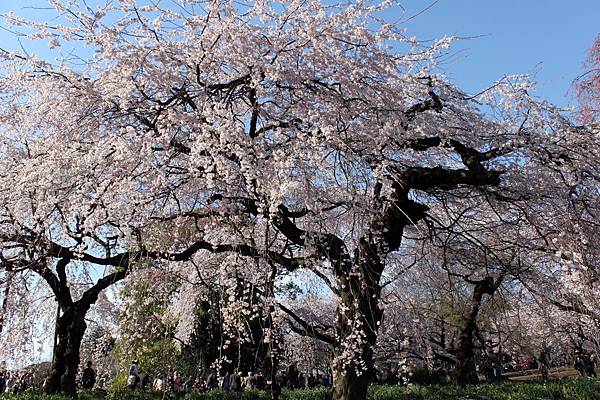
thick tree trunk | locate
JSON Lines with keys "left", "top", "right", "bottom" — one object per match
{"left": 331, "top": 288, "right": 380, "bottom": 400}
{"left": 332, "top": 368, "right": 371, "bottom": 400}
{"left": 331, "top": 239, "right": 383, "bottom": 400}
{"left": 453, "top": 316, "right": 479, "bottom": 386}
{"left": 452, "top": 277, "right": 498, "bottom": 386}
{"left": 46, "top": 306, "right": 88, "bottom": 396}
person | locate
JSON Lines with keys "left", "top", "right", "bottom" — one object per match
{"left": 97, "top": 376, "right": 107, "bottom": 393}
{"left": 229, "top": 371, "right": 241, "bottom": 391}
{"left": 0, "top": 369, "right": 6, "bottom": 393}
{"left": 173, "top": 371, "right": 182, "bottom": 392}
{"left": 286, "top": 365, "right": 298, "bottom": 388}
{"left": 153, "top": 376, "right": 164, "bottom": 392}
{"left": 165, "top": 367, "right": 174, "bottom": 391}
{"left": 267, "top": 377, "right": 281, "bottom": 400}
{"left": 4, "top": 371, "right": 14, "bottom": 393}
{"left": 587, "top": 353, "right": 597, "bottom": 377}
{"left": 128, "top": 360, "right": 140, "bottom": 389}
{"left": 192, "top": 375, "right": 204, "bottom": 392}
{"left": 18, "top": 372, "right": 31, "bottom": 392}
{"left": 538, "top": 350, "right": 550, "bottom": 382}
{"left": 81, "top": 361, "right": 97, "bottom": 390}
{"left": 139, "top": 373, "right": 150, "bottom": 390}
{"left": 574, "top": 353, "right": 583, "bottom": 375}
{"left": 307, "top": 373, "right": 315, "bottom": 389}
{"left": 205, "top": 369, "right": 217, "bottom": 390}
{"left": 583, "top": 352, "right": 597, "bottom": 377}
{"left": 575, "top": 351, "right": 587, "bottom": 376}
{"left": 182, "top": 375, "right": 192, "bottom": 392}
{"left": 298, "top": 373, "right": 306, "bottom": 389}
{"left": 244, "top": 371, "right": 256, "bottom": 390}
{"left": 220, "top": 371, "right": 230, "bottom": 390}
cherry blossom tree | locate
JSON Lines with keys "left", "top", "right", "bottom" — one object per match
{"left": 0, "top": 270, "right": 56, "bottom": 367}
{"left": 115, "top": 260, "right": 270, "bottom": 381}
{"left": 576, "top": 36, "right": 600, "bottom": 122}
{"left": 1, "top": 1, "right": 599, "bottom": 399}
{"left": 79, "top": 325, "right": 118, "bottom": 385}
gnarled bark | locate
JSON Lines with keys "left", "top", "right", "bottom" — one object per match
{"left": 330, "top": 228, "right": 392, "bottom": 400}
{"left": 452, "top": 276, "right": 502, "bottom": 385}
{"left": 46, "top": 305, "right": 88, "bottom": 396}
{"left": 332, "top": 368, "right": 371, "bottom": 400}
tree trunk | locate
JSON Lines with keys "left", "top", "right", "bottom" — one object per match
{"left": 46, "top": 305, "right": 88, "bottom": 396}
{"left": 332, "top": 367, "right": 371, "bottom": 400}
{"left": 452, "top": 277, "right": 498, "bottom": 386}
{"left": 331, "top": 283, "right": 380, "bottom": 400}
{"left": 0, "top": 272, "right": 12, "bottom": 334}
{"left": 453, "top": 316, "right": 479, "bottom": 386}
{"left": 331, "top": 238, "right": 383, "bottom": 400}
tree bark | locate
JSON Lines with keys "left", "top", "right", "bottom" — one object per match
{"left": 0, "top": 272, "right": 12, "bottom": 334}
{"left": 452, "top": 277, "right": 499, "bottom": 386}
{"left": 31, "top": 255, "right": 131, "bottom": 396}
{"left": 332, "top": 368, "right": 371, "bottom": 400}
{"left": 46, "top": 305, "right": 88, "bottom": 396}
{"left": 331, "top": 238, "right": 383, "bottom": 400}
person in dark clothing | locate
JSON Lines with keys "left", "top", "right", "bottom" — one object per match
{"left": 166, "top": 367, "right": 175, "bottom": 392}
{"left": 583, "top": 352, "right": 597, "bottom": 377}
{"left": 205, "top": 370, "right": 217, "bottom": 390}
{"left": 286, "top": 365, "right": 299, "bottom": 388}
{"left": 588, "top": 353, "right": 598, "bottom": 377}
{"left": 298, "top": 373, "right": 306, "bottom": 389}
{"left": 81, "top": 361, "right": 97, "bottom": 390}
{"left": 139, "top": 373, "right": 150, "bottom": 390}
{"left": 307, "top": 373, "right": 315, "bottom": 389}
{"left": 537, "top": 345, "right": 551, "bottom": 382}
{"left": 268, "top": 378, "right": 281, "bottom": 400}
{"left": 220, "top": 371, "right": 230, "bottom": 390}
{"left": 0, "top": 369, "right": 7, "bottom": 393}
{"left": 128, "top": 360, "right": 140, "bottom": 389}
{"left": 229, "top": 372, "right": 241, "bottom": 391}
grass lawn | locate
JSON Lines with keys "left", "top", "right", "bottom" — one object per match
{"left": 2, "top": 379, "right": 600, "bottom": 400}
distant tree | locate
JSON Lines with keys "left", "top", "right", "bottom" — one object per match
{"left": 576, "top": 36, "right": 600, "bottom": 122}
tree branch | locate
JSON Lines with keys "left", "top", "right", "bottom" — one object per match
{"left": 278, "top": 303, "right": 335, "bottom": 344}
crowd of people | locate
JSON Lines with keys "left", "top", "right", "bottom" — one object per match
{"left": 574, "top": 351, "right": 598, "bottom": 378}
{"left": 1, "top": 348, "right": 598, "bottom": 396}
{"left": 124, "top": 361, "right": 333, "bottom": 394}
{"left": 0, "top": 369, "right": 34, "bottom": 394}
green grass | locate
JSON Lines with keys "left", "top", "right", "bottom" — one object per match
{"left": 2, "top": 380, "right": 600, "bottom": 400}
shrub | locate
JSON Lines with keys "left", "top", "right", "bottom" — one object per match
{"left": 105, "top": 389, "right": 165, "bottom": 400}
{"left": 281, "top": 388, "right": 330, "bottom": 400}
{"left": 406, "top": 369, "right": 448, "bottom": 386}
{"left": 0, "top": 391, "right": 67, "bottom": 400}
{"left": 184, "top": 389, "right": 268, "bottom": 400}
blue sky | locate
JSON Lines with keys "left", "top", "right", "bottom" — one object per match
{"left": 0, "top": 0, "right": 597, "bottom": 105}
{"left": 400, "top": 0, "right": 599, "bottom": 107}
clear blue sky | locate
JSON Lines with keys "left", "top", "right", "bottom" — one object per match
{"left": 399, "top": 0, "right": 599, "bottom": 107}
{"left": 0, "top": 0, "right": 598, "bottom": 107}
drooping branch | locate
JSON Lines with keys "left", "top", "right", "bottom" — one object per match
{"left": 521, "top": 279, "right": 600, "bottom": 321}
